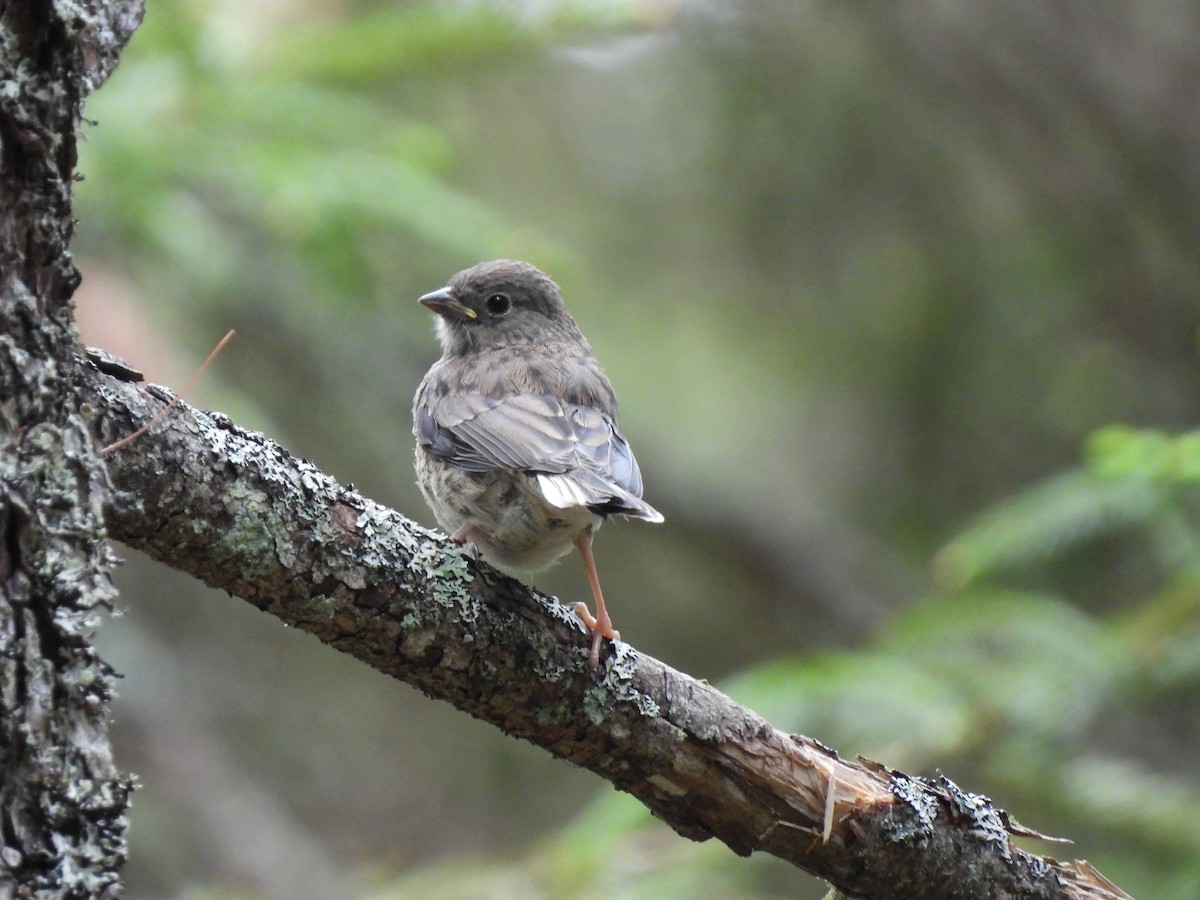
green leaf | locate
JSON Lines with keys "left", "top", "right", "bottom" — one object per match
{"left": 933, "top": 472, "right": 1162, "bottom": 589}
{"left": 1088, "top": 424, "right": 1200, "bottom": 484}
{"left": 883, "top": 591, "right": 1129, "bottom": 738}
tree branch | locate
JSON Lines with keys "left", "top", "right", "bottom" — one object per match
{"left": 75, "top": 357, "right": 1131, "bottom": 900}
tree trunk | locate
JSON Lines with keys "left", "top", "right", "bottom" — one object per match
{"left": 0, "top": 2, "right": 143, "bottom": 895}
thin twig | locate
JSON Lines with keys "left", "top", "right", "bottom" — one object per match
{"left": 101, "top": 330, "right": 235, "bottom": 455}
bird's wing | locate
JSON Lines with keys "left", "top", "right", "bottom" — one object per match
{"left": 417, "top": 392, "right": 662, "bottom": 521}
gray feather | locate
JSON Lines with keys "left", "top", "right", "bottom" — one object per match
{"left": 417, "top": 390, "right": 661, "bottom": 521}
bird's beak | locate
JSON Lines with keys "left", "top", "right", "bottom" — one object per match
{"left": 418, "top": 288, "right": 477, "bottom": 321}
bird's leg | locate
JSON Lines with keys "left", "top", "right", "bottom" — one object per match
{"left": 450, "top": 524, "right": 481, "bottom": 560}
{"left": 571, "top": 530, "right": 620, "bottom": 669}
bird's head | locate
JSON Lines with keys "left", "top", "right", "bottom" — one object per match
{"left": 418, "top": 260, "right": 583, "bottom": 357}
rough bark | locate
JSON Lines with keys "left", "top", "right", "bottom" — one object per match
{"left": 0, "top": 1, "right": 144, "bottom": 896}
{"left": 74, "top": 360, "right": 1132, "bottom": 900}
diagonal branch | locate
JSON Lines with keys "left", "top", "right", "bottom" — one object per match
{"left": 73, "top": 356, "right": 1130, "bottom": 900}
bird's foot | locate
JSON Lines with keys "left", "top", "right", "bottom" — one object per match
{"left": 450, "top": 525, "right": 481, "bottom": 560}
{"left": 572, "top": 602, "right": 620, "bottom": 669}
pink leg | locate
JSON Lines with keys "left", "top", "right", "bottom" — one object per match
{"left": 451, "top": 524, "right": 481, "bottom": 559}
{"left": 571, "top": 531, "right": 619, "bottom": 669}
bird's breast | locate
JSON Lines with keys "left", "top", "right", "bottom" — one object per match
{"left": 414, "top": 448, "right": 599, "bottom": 574}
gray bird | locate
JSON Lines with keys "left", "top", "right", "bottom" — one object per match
{"left": 413, "top": 260, "right": 663, "bottom": 668}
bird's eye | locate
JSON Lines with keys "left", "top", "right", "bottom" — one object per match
{"left": 485, "top": 293, "right": 511, "bottom": 316}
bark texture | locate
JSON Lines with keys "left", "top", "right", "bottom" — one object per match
{"left": 76, "top": 360, "right": 1132, "bottom": 900}
{"left": 0, "top": 2, "right": 143, "bottom": 895}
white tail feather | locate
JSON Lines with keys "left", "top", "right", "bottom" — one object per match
{"left": 537, "top": 473, "right": 664, "bottom": 523}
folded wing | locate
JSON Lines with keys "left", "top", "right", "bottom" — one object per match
{"left": 416, "top": 392, "right": 663, "bottom": 522}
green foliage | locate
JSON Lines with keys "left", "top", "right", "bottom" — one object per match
{"left": 882, "top": 591, "right": 1128, "bottom": 740}
{"left": 1088, "top": 425, "right": 1200, "bottom": 484}
{"left": 932, "top": 472, "right": 1164, "bottom": 589}
{"left": 78, "top": 1, "right": 643, "bottom": 318}
{"left": 933, "top": 426, "right": 1200, "bottom": 595}
{"left": 268, "top": 4, "right": 642, "bottom": 84}
{"left": 81, "top": 9, "right": 506, "bottom": 295}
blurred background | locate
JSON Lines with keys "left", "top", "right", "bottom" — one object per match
{"left": 73, "top": 1, "right": 1200, "bottom": 897}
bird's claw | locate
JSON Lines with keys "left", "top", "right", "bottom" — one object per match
{"left": 450, "top": 526, "right": 481, "bottom": 560}
{"left": 572, "top": 602, "right": 620, "bottom": 669}
{"left": 571, "top": 602, "right": 621, "bottom": 641}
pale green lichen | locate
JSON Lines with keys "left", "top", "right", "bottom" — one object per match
{"left": 610, "top": 642, "right": 642, "bottom": 680}
{"left": 273, "top": 533, "right": 299, "bottom": 569}
{"left": 591, "top": 645, "right": 660, "bottom": 719}
{"left": 531, "top": 641, "right": 570, "bottom": 682}
{"left": 547, "top": 596, "right": 588, "bottom": 631}
{"left": 409, "top": 540, "right": 476, "bottom": 618}
{"left": 581, "top": 683, "right": 611, "bottom": 726}
{"left": 411, "top": 542, "right": 474, "bottom": 583}
{"left": 431, "top": 576, "right": 471, "bottom": 615}
{"left": 221, "top": 484, "right": 274, "bottom": 548}
{"left": 635, "top": 692, "right": 661, "bottom": 717}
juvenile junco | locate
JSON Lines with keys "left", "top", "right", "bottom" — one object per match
{"left": 413, "top": 260, "right": 663, "bottom": 668}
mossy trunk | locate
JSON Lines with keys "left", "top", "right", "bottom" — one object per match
{"left": 0, "top": 2, "right": 142, "bottom": 895}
